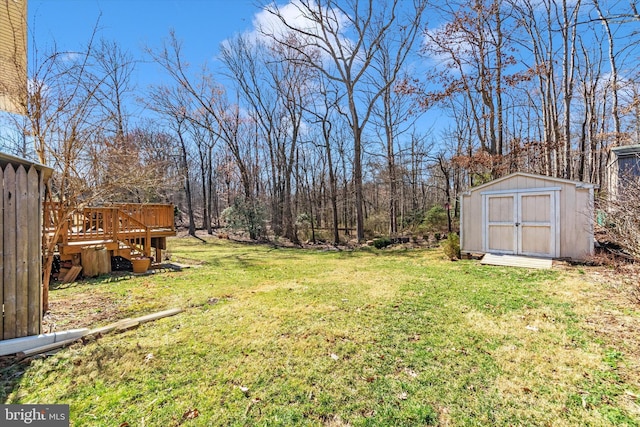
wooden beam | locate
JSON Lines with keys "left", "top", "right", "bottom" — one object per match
{"left": 61, "top": 266, "right": 82, "bottom": 283}
{"left": 88, "top": 308, "right": 184, "bottom": 335}
{"left": 17, "top": 308, "right": 184, "bottom": 357}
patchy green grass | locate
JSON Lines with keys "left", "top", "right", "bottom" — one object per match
{"left": 3, "top": 237, "right": 640, "bottom": 426}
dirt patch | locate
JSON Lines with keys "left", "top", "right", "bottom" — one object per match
{"left": 585, "top": 263, "right": 640, "bottom": 345}
{"left": 1, "top": 293, "right": 126, "bottom": 379}
{"left": 43, "top": 293, "right": 125, "bottom": 332}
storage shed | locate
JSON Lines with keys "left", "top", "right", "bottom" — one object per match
{"left": 460, "top": 172, "right": 597, "bottom": 260}
{"left": 1, "top": 151, "right": 52, "bottom": 340}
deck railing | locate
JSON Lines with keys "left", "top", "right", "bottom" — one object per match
{"left": 44, "top": 202, "right": 175, "bottom": 257}
{"left": 114, "top": 208, "right": 152, "bottom": 257}
{"left": 109, "top": 203, "right": 175, "bottom": 231}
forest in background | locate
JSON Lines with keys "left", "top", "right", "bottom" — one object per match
{"left": 2, "top": 0, "right": 639, "bottom": 247}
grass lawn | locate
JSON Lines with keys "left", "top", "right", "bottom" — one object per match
{"left": 2, "top": 236, "right": 639, "bottom": 426}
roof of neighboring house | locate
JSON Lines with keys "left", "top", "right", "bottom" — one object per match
{"left": 0, "top": 151, "right": 53, "bottom": 180}
{"left": 611, "top": 144, "right": 640, "bottom": 157}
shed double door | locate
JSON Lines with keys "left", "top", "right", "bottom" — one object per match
{"left": 483, "top": 191, "right": 558, "bottom": 257}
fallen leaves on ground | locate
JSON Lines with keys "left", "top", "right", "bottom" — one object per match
{"left": 182, "top": 408, "right": 199, "bottom": 420}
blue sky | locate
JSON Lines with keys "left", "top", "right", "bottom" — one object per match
{"left": 25, "top": 0, "right": 635, "bottom": 149}
{"left": 23, "top": 0, "right": 448, "bottom": 143}
{"left": 29, "top": 0, "right": 264, "bottom": 85}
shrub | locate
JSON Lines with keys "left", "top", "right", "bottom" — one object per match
{"left": 296, "top": 213, "right": 313, "bottom": 242}
{"left": 221, "top": 198, "right": 266, "bottom": 240}
{"left": 422, "top": 205, "right": 448, "bottom": 232}
{"left": 599, "top": 176, "right": 640, "bottom": 260}
{"left": 441, "top": 233, "right": 461, "bottom": 260}
{"left": 364, "top": 213, "right": 388, "bottom": 237}
{"left": 402, "top": 209, "right": 426, "bottom": 229}
{"left": 373, "top": 237, "right": 392, "bottom": 249}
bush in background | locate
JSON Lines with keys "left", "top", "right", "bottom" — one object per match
{"left": 600, "top": 176, "right": 640, "bottom": 260}
{"left": 221, "top": 198, "right": 266, "bottom": 240}
{"left": 422, "top": 205, "right": 449, "bottom": 232}
{"left": 373, "top": 237, "right": 393, "bottom": 249}
{"left": 364, "top": 213, "right": 388, "bottom": 238}
{"left": 441, "top": 233, "right": 460, "bottom": 260}
{"left": 402, "top": 208, "right": 426, "bottom": 230}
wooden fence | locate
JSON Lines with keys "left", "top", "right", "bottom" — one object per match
{"left": 1, "top": 163, "right": 44, "bottom": 340}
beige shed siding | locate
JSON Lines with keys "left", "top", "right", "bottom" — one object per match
{"left": 522, "top": 194, "right": 549, "bottom": 222}
{"left": 461, "top": 193, "right": 480, "bottom": 252}
{"left": 488, "top": 196, "right": 512, "bottom": 222}
{"left": 460, "top": 172, "right": 596, "bottom": 260}
{"left": 569, "top": 188, "right": 594, "bottom": 258}
{"left": 522, "top": 226, "right": 550, "bottom": 254}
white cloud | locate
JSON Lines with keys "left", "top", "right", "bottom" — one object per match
{"left": 256, "top": 1, "right": 350, "bottom": 41}
{"left": 255, "top": 1, "right": 316, "bottom": 39}
{"left": 222, "top": 0, "right": 353, "bottom": 64}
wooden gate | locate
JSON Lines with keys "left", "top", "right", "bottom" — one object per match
{"left": 1, "top": 162, "right": 45, "bottom": 340}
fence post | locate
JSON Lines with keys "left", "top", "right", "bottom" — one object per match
{"left": 3, "top": 164, "right": 17, "bottom": 339}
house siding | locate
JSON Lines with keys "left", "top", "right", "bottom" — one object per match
{"left": 0, "top": 0, "right": 27, "bottom": 115}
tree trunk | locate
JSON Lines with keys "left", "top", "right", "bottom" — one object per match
{"left": 326, "top": 136, "right": 340, "bottom": 245}
{"left": 594, "top": 0, "right": 621, "bottom": 145}
{"left": 199, "top": 150, "right": 209, "bottom": 233}
{"left": 177, "top": 129, "right": 196, "bottom": 236}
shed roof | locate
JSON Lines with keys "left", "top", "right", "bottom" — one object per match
{"left": 0, "top": 151, "right": 53, "bottom": 180}
{"left": 463, "top": 172, "right": 598, "bottom": 195}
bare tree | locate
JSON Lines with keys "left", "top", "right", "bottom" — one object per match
{"left": 558, "top": 0, "right": 582, "bottom": 179}
{"left": 423, "top": 0, "right": 516, "bottom": 179}
{"left": 511, "top": 0, "right": 561, "bottom": 175}
{"left": 146, "top": 83, "right": 197, "bottom": 236}
{"left": 593, "top": 0, "right": 622, "bottom": 145}
{"left": 91, "top": 39, "right": 136, "bottom": 143}
{"left": 264, "top": 0, "right": 427, "bottom": 241}
{"left": 148, "top": 32, "right": 264, "bottom": 239}
{"left": 24, "top": 26, "right": 154, "bottom": 311}
{"left": 303, "top": 78, "right": 345, "bottom": 244}
{"left": 92, "top": 124, "right": 181, "bottom": 203}
{"left": 372, "top": 66, "right": 422, "bottom": 236}
{"left": 188, "top": 111, "right": 218, "bottom": 234}
{"left": 221, "top": 34, "right": 313, "bottom": 242}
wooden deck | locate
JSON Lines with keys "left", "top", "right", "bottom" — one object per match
{"left": 45, "top": 203, "right": 176, "bottom": 261}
